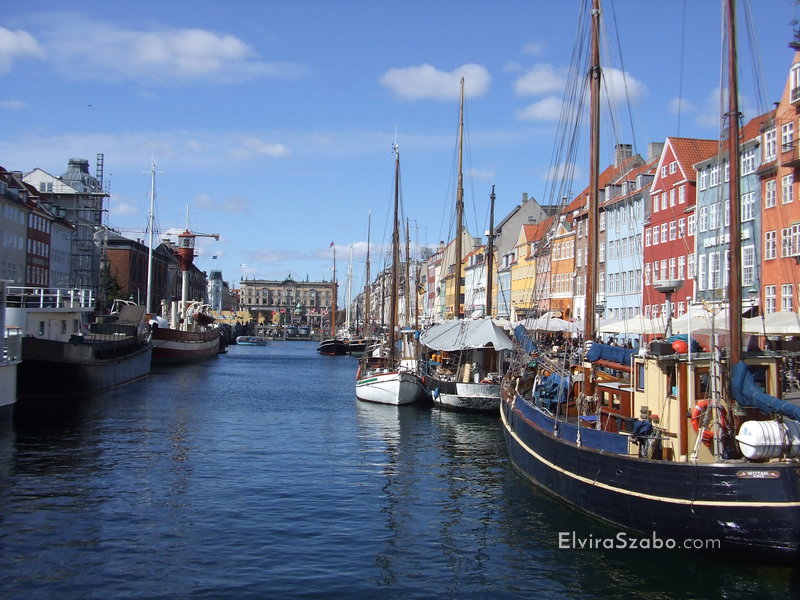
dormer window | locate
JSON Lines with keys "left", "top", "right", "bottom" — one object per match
{"left": 791, "top": 63, "right": 800, "bottom": 103}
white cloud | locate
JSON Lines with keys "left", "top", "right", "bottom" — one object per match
{"left": 668, "top": 97, "right": 697, "bottom": 115}
{"left": 0, "top": 99, "right": 26, "bottom": 110}
{"left": 514, "top": 63, "right": 565, "bottom": 96}
{"left": 601, "top": 67, "right": 647, "bottom": 105}
{"left": 517, "top": 97, "right": 563, "bottom": 121}
{"left": 468, "top": 167, "right": 494, "bottom": 180}
{"left": 110, "top": 202, "right": 138, "bottom": 217}
{"left": 228, "top": 135, "right": 289, "bottom": 160}
{"left": 0, "top": 27, "right": 44, "bottom": 74}
{"left": 522, "top": 42, "right": 545, "bottom": 57}
{"left": 28, "top": 13, "right": 305, "bottom": 85}
{"left": 380, "top": 63, "right": 490, "bottom": 100}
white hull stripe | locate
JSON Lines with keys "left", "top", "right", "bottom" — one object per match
{"left": 501, "top": 402, "right": 800, "bottom": 509}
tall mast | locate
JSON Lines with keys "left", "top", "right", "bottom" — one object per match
{"left": 405, "top": 219, "right": 412, "bottom": 327}
{"left": 389, "top": 144, "right": 401, "bottom": 360}
{"left": 584, "top": 0, "right": 601, "bottom": 346}
{"left": 453, "top": 77, "right": 465, "bottom": 320}
{"left": 487, "top": 185, "right": 496, "bottom": 318}
{"left": 346, "top": 245, "right": 353, "bottom": 333}
{"left": 145, "top": 159, "right": 157, "bottom": 313}
{"left": 726, "top": 0, "right": 742, "bottom": 364}
{"left": 331, "top": 244, "right": 337, "bottom": 337}
{"left": 365, "top": 212, "right": 371, "bottom": 335}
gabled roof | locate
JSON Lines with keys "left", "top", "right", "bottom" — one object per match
{"left": 660, "top": 137, "right": 718, "bottom": 184}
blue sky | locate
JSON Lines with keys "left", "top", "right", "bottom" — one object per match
{"left": 1, "top": 0, "right": 796, "bottom": 295}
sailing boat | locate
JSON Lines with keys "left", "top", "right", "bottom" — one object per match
{"left": 420, "top": 81, "right": 513, "bottom": 412}
{"left": 500, "top": 0, "right": 800, "bottom": 561}
{"left": 355, "top": 144, "right": 429, "bottom": 405}
{"left": 317, "top": 243, "right": 348, "bottom": 355}
{"left": 148, "top": 180, "right": 222, "bottom": 365}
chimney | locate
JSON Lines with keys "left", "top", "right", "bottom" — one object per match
{"left": 614, "top": 144, "right": 633, "bottom": 167}
{"left": 521, "top": 192, "right": 528, "bottom": 205}
{"left": 647, "top": 142, "right": 665, "bottom": 162}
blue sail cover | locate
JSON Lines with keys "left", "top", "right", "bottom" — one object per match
{"left": 585, "top": 342, "right": 636, "bottom": 366}
{"left": 731, "top": 361, "right": 800, "bottom": 421}
{"left": 513, "top": 324, "right": 536, "bottom": 354}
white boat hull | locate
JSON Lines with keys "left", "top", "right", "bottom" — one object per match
{"left": 356, "top": 370, "right": 428, "bottom": 405}
{"left": 434, "top": 381, "right": 500, "bottom": 412}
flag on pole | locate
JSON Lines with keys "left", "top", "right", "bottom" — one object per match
{"left": 329, "top": 241, "right": 335, "bottom": 247}
{"left": 212, "top": 255, "right": 218, "bottom": 259}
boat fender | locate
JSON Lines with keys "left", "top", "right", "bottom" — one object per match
{"left": 480, "top": 378, "right": 493, "bottom": 384}
{"left": 356, "top": 365, "right": 361, "bottom": 380}
{"left": 690, "top": 400, "right": 727, "bottom": 444}
{"left": 432, "top": 387, "right": 440, "bottom": 399}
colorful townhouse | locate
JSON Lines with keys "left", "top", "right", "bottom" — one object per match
{"left": 572, "top": 145, "right": 646, "bottom": 322}
{"left": 760, "top": 50, "right": 800, "bottom": 314}
{"left": 510, "top": 217, "right": 554, "bottom": 320}
{"left": 694, "top": 112, "right": 771, "bottom": 310}
{"left": 643, "top": 137, "right": 718, "bottom": 319}
{"left": 602, "top": 156, "right": 657, "bottom": 328}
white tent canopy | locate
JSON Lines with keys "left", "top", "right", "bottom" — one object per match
{"left": 743, "top": 311, "right": 800, "bottom": 336}
{"left": 420, "top": 318, "right": 514, "bottom": 351}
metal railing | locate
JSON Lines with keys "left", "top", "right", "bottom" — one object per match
{"left": 6, "top": 287, "right": 95, "bottom": 309}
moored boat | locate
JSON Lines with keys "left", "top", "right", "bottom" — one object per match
{"left": 0, "top": 282, "right": 21, "bottom": 417}
{"left": 236, "top": 335, "right": 268, "bottom": 346}
{"left": 355, "top": 145, "right": 428, "bottom": 406}
{"left": 500, "top": 0, "right": 800, "bottom": 561}
{"left": 421, "top": 318, "right": 513, "bottom": 412}
{"left": 8, "top": 288, "right": 151, "bottom": 399}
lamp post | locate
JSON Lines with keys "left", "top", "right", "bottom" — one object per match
{"left": 654, "top": 279, "right": 683, "bottom": 338}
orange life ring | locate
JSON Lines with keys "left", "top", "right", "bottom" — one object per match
{"left": 690, "top": 400, "right": 726, "bottom": 444}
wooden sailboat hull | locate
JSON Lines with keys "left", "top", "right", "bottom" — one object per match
{"left": 151, "top": 327, "right": 221, "bottom": 365}
{"left": 317, "top": 338, "right": 348, "bottom": 355}
{"left": 501, "top": 394, "right": 800, "bottom": 561}
{"left": 356, "top": 370, "right": 428, "bottom": 405}
{"left": 429, "top": 377, "right": 500, "bottom": 412}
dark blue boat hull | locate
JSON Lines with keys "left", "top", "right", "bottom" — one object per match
{"left": 501, "top": 396, "right": 800, "bottom": 561}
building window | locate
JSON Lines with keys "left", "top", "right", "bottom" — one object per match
{"left": 678, "top": 218, "right": 686, "bottom": 238}
{"left": 645, "top": 229, "right": 651, "bottom": 247}
{"left": 670, "top": 161, "right": 677, "bottom": 174}
{"left": 709, "top": 163, "right": 720, "bottom": 187}
{"left": 709, "top": 203, "right": 721, "bottom": 229}
{"left": 782, "top": 121, "right": 795, "bottom": 151}
{"left": 699, "top": 169, "right": 708, "bottom": 190}
{"left": 742, "top": 245, "right": 755, "bottom": 287}
{"left": 652, "top": 193, "right": 659, "bottom": 213}
{"left": 652, "top": 226, "right": 659, "bottom": 245}
{"left": 661, "top": 192, "right": 668, "bottom": 211}
{"left": 765, "top": 179, "right": 777, "bottom": 208}
{"left": 661, "top": 223, "right": 667, "bottom": 242}
{"left": 782, "top": 284, "right": 794, "bottom": 312}
{"left": 678, "top": 255, "right": 686, "bottom": 280}
{"left": 782, "top": 174, "right": 794, "bottom": 204}
{"left": 741, "top": 147, "right": 756, "bottom": 174}
{"left": 765, "top": 230, "right": 777, "bottom": 260}
{"left": 698, "top": 254, "right": 706, "bottom": 291}
{"left": 765, "top": 285, "right": 777, "bottom": 314}
{"left": 669, "top": 188, "right": 675, "bottom": 206}
{"left": 679, "top": 185, "right": 686, "bottom": 204}
{"left": 698, "top": 206, "right": 708, "bottom": 232}
{"left": 764, "top": 128, "right": 777, "bottom": 161}
{"left": 741, "top": 192, "right": 755, "bottom": 222}
{"left": 669, "top": 221, "right": 677, "bottom": 240}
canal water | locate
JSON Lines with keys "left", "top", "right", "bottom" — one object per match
{"left": 1, "top": 342, "right": 799, "bottom": 599}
